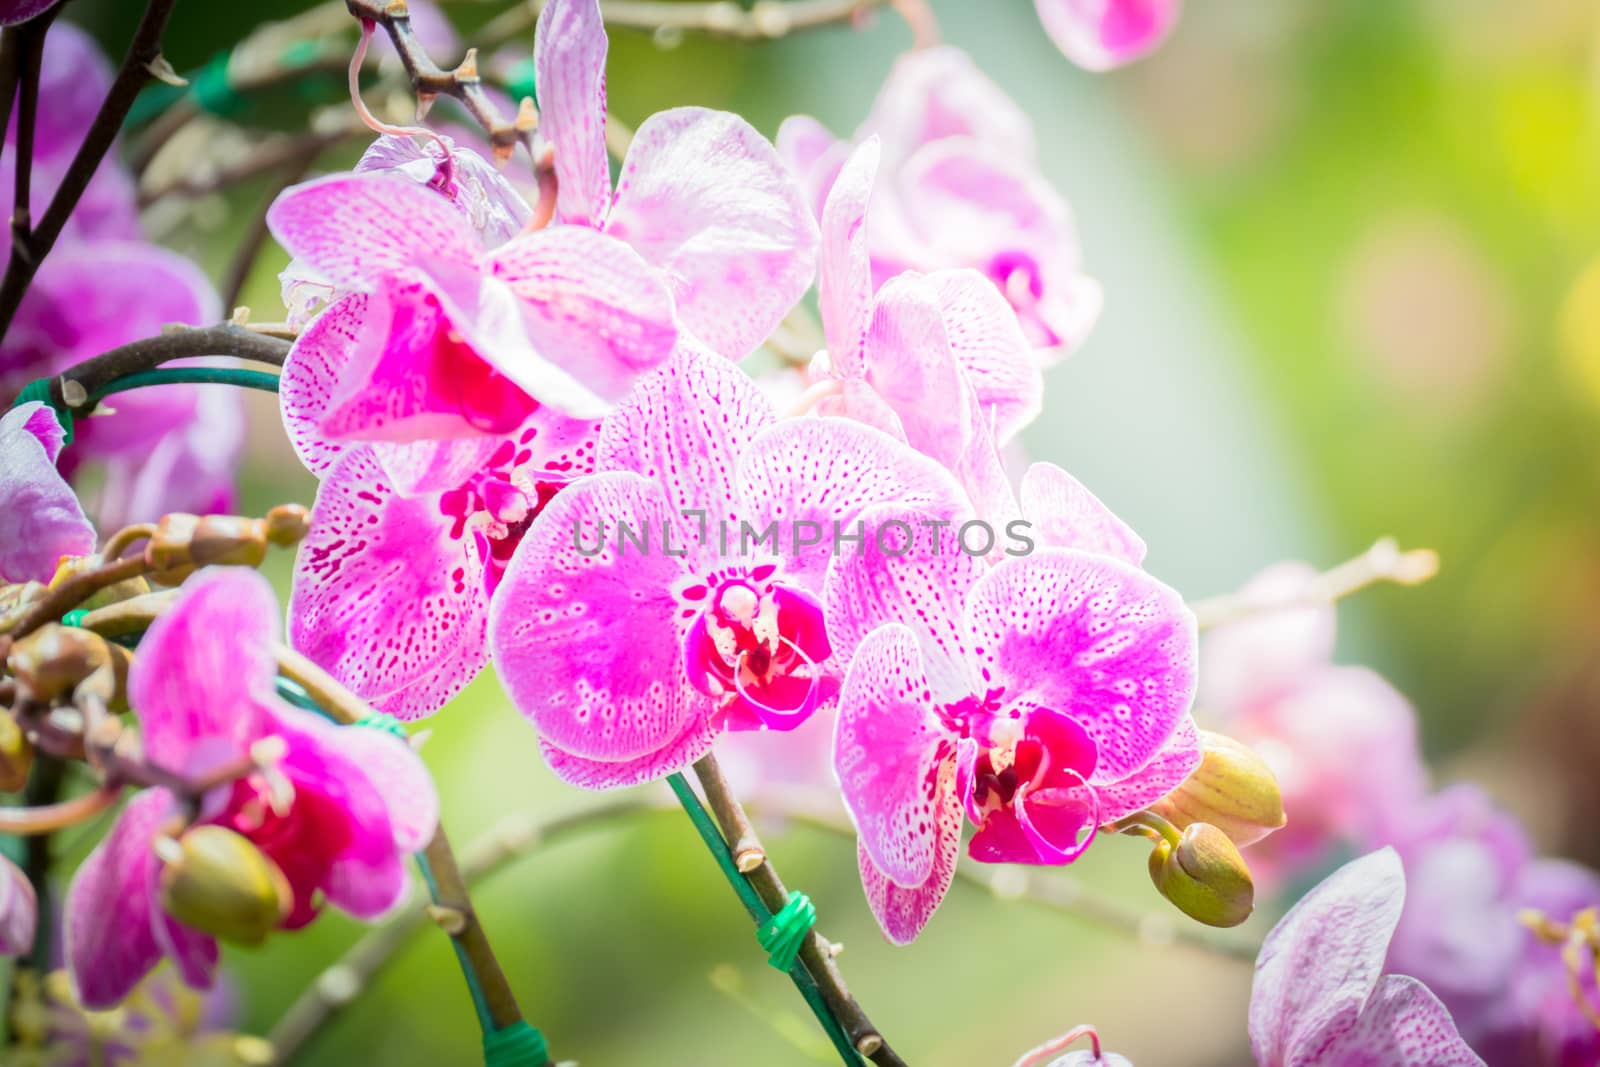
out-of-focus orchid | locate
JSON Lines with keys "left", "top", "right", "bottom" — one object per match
{"left": 64, "top": 569, "right": 437, "bottom": 1009}
{"left": 534, "top": 0, "right": 818, "bottom": 361}
{"left": 1249, "top": 847, "right": 1484, "bottom": 1066}
{"left": 489, "top": 343, "right": 969, "bottom": 789}
{"left": 0, "top": 854, "right": 36, "bottom": 958}
{"left": 808, "top": 139, "right": 1043, "bottom": 490}
{"left": 779, "top": 47, "right": 1099, "bottom": 358}
{"left": 0, "top": 0, "right": 61, "bottom": 25}
{"left": 1387, "top": 786, "right": 1600, "bottom": 1067}
{"left": 0, "top": 401, "right": 95, "bottom": 584}
{"left": 1198, "top": 562, "right": 1428, "bottom": 888}
{"left": 828, "top": 493, "right": 1197, "bottom": 943}
{"left": 1033, "top": 0, "right": 1182, "bottom": 72}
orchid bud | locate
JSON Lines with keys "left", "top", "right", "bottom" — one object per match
{"left": 5, "top": 625, "right": 109, "bottom": 705}
{"left": 0, "top": 582, "right": 45, "bottom": 629}
{"left": 0, "top": 712, "right": 33, "bottom": 792}
{"left": 1149, "top": 730, "right": 1286, "bottom": 848}
{"left": 158, "top": 826, "right": 292, "bottom": 946}
{"left": 264, "top": 504, "right": 311, "bottom": 548}
{"left": 1147, "top": 822, "right": 1255, "bottom": 928}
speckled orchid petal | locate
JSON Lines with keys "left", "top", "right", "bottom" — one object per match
{"left": 534, "top": 0, "right": 612, "bottom": 226}
{"left": 963, "top": 549, "right": 1197, "bottom": 781}
{"left": 266, "top": 172, "right": 482, "bottom": 292}
{"left": 539, "top": 716, "right": 719, "bottom": 790}
{"left": 289, "top": 448, "right": 488, "bottom": 719}
{"left": 129, "top": 569, "right": 281, "bottom": 776}
{"left": 818, "top": 139, "right": 879, "bottom": 375}
{"left": 822, "top": 504, "right": 982, "bottom": 700}
{"left": 491, "top": 226, "right": 679, "bottom": 414}
{"left": 1091, "top": 714, "right": 1201, "bottom": 823}
{"left": 0, "top": 856, "right": 35, "bottom": 957}
{"left": 925, "top": 268, "right": 1042, "bottom": 444}
{"left": 859, "top": 273, "right": 972, "bottom": 466}
{"left": 606, "top": 107, "right": 819, "bottom": 361}
{"left": 1019, "top": 462, "right": 1147, "bottom": 564}
{"left": 738, "top": 420, "right": 969, "bottom": 589}
{"left": 489, "top": 471, "right": 702, "bottom": 769}
{"left": 66, "top": 789, "right": 208, "bottom": 1009}
{"left": 1034, "top": 0, "right": 1182, "bottom": 72}
{"left": 835, "top": 624, "right": 962, "bottom": 888}
{"left": 1250, "top": 848, "right": 1483, "bottom": 1067}
{"left": 595, "top": 340, "right": 774, "bottom": 541}
{"left": 314, "top": 718, "right": 440, "bottom": 853}
{"left": 355, "top": 134, "right": 530, "bottom": 249}
{"left": 0, "top": 401, "right": 94, "bottom": 583}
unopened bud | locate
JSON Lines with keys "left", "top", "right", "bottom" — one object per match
{"left": 158, "top": 826, "right": 292, "bottom": 946}
{"left": 6, "top": 625, "right": 109, "bottom": 705}
{"left": 147, "top": 512, "right": 305, "bottom": 584}
{"left": 0, "top": 712, "right": 33, "bottom": 792}
{"left": 1148, "top": 823, "right": 1254, "bottom": 928}
{"left": 1149, "top": 731, "right": 1286, "bottom": 849}
{"left": 50, "top": 554, "right": 151, "bottom": 611}
{"left": 0, "top": 582, "right": 46, "bottom": 629}
{"left": 265, "top": 504, "right": 310, "bottom": 548}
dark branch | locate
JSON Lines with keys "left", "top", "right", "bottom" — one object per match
{"left": 39, "top": 323, "right": 290, "bottom": 412}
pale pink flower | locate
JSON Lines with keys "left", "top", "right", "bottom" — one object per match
{"left": 1199, "top": 562, "right": 1428, "bottom": 888}
{"left": 535, "top": 0, "right": 818, "bottom": 360}
{"left": 0, "top": 401, "right": 95, "bottom": 583}
{"left": 488, "top": 342, "right": 968, "bottom": 789}
{"left": 0, "top": 854, "right": 36, "bottom": 957}
{"left": 829, "top": 493, "right": 1196, "bottom": 943}
{"left": 65, "top": 569, "right": 437, "bottom": 1008}
{"left": 1250, "top": 848, "right": 1484, "bottom": 1066}
{"left": 779, "top": 47, "right": 1099, "bottom": 358}
{"left": 1034, "top": 0, "right": 1182, "bottom": 72}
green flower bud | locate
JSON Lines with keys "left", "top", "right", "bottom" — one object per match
{"left": 158, "top": 827, "right": 292, "bottom": 947}
{"left": 0, "top": 712, "right": 33, "bottom": 793}
{"left": 6, "top": 625, "right": 109, "bottom": 705}
{"left": 1149, "top": 730, "right": 1286, "bottom": 848}
{"left": 1148, "top": 822, "right": 1255, "bottom": 928}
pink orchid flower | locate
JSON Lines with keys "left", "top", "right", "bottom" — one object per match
{"left": 0, "top": 855, "right": 36, "bottom": 957}
{"left": 0, "top": 401, "right": 95, "bottom": 583}
{"left": 828, "top": 491, "right": 1197, "bottom": 943}
{"left": 810, "top": 139, "right": 1043, "bottom": 474}
{"left": 1250, "top": 847, "right": 1484, "bottom": 1067}
{"left": 1034, "top": 0, "right": 1182, "bottom": 72}
{"left": 267, "top": 143, "right": 678, "bottom": 480}
{"left": 64, "top": 568, "right": 438, "bottom": 1009}
{"left": 1199, "top": 562, "right": 1428, "bottom": 889}
{"left": 488, "top": 342, "right": 969, "bottom": 789}
{"left": 779, "top": 47, "right": 1099, "bottom": 358}
{"left": 534, "top": 0, "right": 818, "bottom": 360}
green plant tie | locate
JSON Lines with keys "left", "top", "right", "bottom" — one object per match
{"left": 353, "top": 710, "right": 407, "bottom": 739}
{"left": 13, "top": 378, "right": 71, "bottom": 444}
{"left": 192, "top": 53, "right": 241, "bottom": 118}
{"left": 758, "top": 891, "right": 816, "bottom": 973}
{"left": 482, "top": 1021, "right": 550, "bottom": 1067}
{"left": 502, "top": 57, "right": 537, "bottom": 104}
{"left": 60, "top": 610, "right": 88, "bottom": 628}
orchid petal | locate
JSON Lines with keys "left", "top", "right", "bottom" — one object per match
{"left": 280, "top": 294, "right": 368, "bottom": 476}
{"left": 288, "top": 448, "right": 487, "bottom": 720}
{"left": 964, "top": 550, "right": 1197, "bottom": 781}
{"left": 535, "top": 0, "right": 612, "bottom": 225}
{"left": 1019, "top": 462, "right": 1147, "bottom": 564}
{"left": 1092, "top": 714, "right": 1201, "bottom": 823}
{"left": 925, "top": 268, "right": 1042, "bottom": 444}
{"left": 0, "top": 402, "right": 95, "bottom": 584}
{"left": 860, "top": 273, "right": 972, "bottom": 465}
{"left": 539, "top": 715, "right": 719, "bottom": 790}
{"left": 314, "top": 719, "right": 440, "bottom": 853}
{"left": 1035, "top": 0, "right": 1182, "bottom": 72}
{"left": 0, "top": 856, "right": 34, "bottom": 957}
{"left": 818, "top": 140, "right": 879, "bottom": 375}
{"left": 607, "top": 107, "right": 819, "bottom": 360}
{"left": 489, "top": 471, "right": 704, "bottom": 771}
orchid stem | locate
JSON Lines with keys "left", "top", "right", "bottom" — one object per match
{"left": 1190, "top": 537, "right": 1440, "bottom": 630}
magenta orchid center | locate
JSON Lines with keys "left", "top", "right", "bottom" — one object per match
{"left": 956, "top": 703, "right": 1100, "bottom": 865}
{"left": 439, "top": 434, "right": 569, "bottom": 594}
{"left": 216, "top": 773, "right": 350, "bottom": 930}
{"left": 410, "top": 290, "right": 535, "bottom": 434}
{"left": 681, "top": 565, "right": 833, "bottom": 732}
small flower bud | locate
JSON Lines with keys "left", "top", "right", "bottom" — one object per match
{"left": 158, "top": 826, "right": 292, "bottom": 946}
{"left": 1149, "top": 730, "right": 1286, "bottom": 848}
{"left": 6, "top": 625, "right": 110, "bottom": 705}
{"left": 0, "top": 712, "right": 34, "bottom": 792}
{"left": 49, "top": 555, "right": 150, "bottom": 611}
{"left": 264, "top": 504, "right": 310, "bottom": 548}
{"left": 1147, "top": 822, "right": 1255, "bottom": 928}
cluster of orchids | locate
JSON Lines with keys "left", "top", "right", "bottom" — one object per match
{"left": 0, "top": 0, "right": 1595, "bottom": 1064}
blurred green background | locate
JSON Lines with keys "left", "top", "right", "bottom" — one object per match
{"left": 48, "top": 0, "right": 1600, "bottom": 1062}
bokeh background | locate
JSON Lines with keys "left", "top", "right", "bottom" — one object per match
{"left": 41, "top": 0, "right": 1600, "bottom": 1062}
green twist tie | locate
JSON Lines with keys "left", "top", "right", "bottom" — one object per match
{"left": 353, "top": 711, "right": 407, "bottom": 739}
{"left": 14, "top": 378, "right": 71, "bottom": 445}
{"left": 482, "top": 1021, "right": 549, "bottom": 1067}
{"left": 502, "top": 57, "right": 538, "bottom": 105}
{"left": 192, "top": 53, "right": 241, "bottom": 118}
{"left": 60, "top": 610, "right": 88, "bottom": 628}
{"left": 757, "top": 891, "right": 816, "bottom": 973}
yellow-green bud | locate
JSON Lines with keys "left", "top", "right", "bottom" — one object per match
{"left": 158, "top": 827, "right": 292, "bottom": 946}
{"left": 1148, "top": 822, "right": 1255, "bottom": 928}
{"left": 6, "top": 625, "right": 109, "bottom": 705}
{"left": 0, "top": 712, "right": 33, "bottom": 793}
{"left": 48, "top": 555, "right": 151, "bottom": 610}
{"left": 1149, "top": 730, "right": 1286, "bottom": 849}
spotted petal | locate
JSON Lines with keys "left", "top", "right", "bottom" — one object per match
{"left": 818, "top": 140, "right": 878, "bottom": 375}
{"left": 0, "top": 402, "right": 94, "bottom": 584}
{"left": 535, "top": 0, "right": 612, "bottom": 226}
{"left": 1019, "top": 462, "right": 1146, "bottom": 564}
